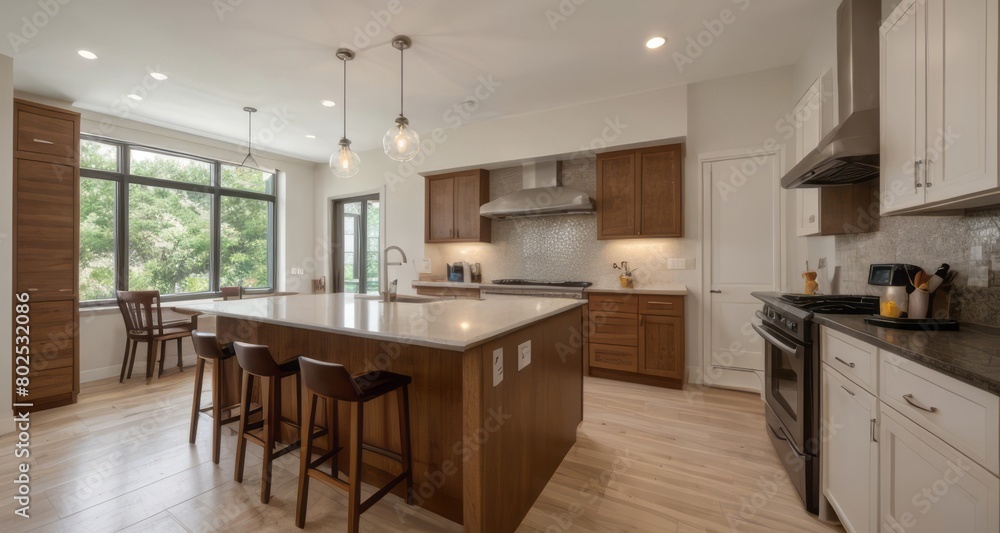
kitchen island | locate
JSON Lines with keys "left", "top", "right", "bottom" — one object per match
{"left": 181, "top": 293, "right": 586, "bottom": 532}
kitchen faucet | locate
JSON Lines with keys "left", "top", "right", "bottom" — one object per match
{"left": 382, "top": 246, "right": 408, "bottom": 302}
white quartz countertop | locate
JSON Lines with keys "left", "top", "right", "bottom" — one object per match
{"left": 585, "top": 285, "right": 688, "bottom": 295}
{"left": 178, "top": 293, "right": 585, "bottom": 352}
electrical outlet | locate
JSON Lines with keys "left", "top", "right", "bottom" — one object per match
{"left": 492, "top": 348, "right": 504, "bottom": 386}
{"left": 817, "top": 257, "right": 827, "bottom": 269}
{"left": 517, "top": 341, "right": 531, "bottom": 370}
{"left": 667, "top": 258, "right": 686, "bottom": 270}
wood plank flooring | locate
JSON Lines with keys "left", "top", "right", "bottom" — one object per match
{"left": 0, "top": 370, "right": 842, "bottom": 532}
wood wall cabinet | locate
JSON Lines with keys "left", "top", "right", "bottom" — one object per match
{"left": 424, "top": 169, "right": 491, "bottom": 243}
{"left": 12, "top": 99, "right": 81, "bottom": 411}
{"left": 587, "top": 292, "right": 685, "bottom": 389}
{"left": 596, "top": 143, "right": 682, "bottom": 239}
{"left": 881, "top": 0, "right": 1000, "bottom": 214}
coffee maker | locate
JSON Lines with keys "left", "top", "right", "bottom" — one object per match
{"left": 868, "top": 264, "right": 921, "bottom": 317}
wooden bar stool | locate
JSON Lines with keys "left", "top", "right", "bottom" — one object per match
{"left": 233, "top": 342, "right": 306, "bottom": 504}
{"left": 189, "top": 330, "right": 257, "bottom": 464}
{"left": 294, "top": 356, "right": 414, "bottom": 531}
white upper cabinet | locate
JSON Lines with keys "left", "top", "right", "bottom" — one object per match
{"left": 881, "top": 0, "right": 926, "bottom": 213}
{"left": 881, "top": 0, "right": 1000, "bottom": 214}
{"left": 794, "top": 71, "right": 834, "bottom": 237}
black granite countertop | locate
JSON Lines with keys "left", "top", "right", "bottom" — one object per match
{"left": 814, "top": 314, "right": 1000, "bottom": 396}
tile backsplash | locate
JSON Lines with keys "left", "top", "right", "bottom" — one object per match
{"left": 835, "top": 207, "right": 1000, "bottom": 326}
{"left": 425, "top": 158, "right": 689, "bottom": 290}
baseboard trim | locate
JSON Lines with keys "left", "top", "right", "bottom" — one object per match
{"left": 81, "top": 353, "right": 199, "bottom": 383}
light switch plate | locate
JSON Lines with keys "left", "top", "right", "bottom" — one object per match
{"left": 667, "top": 258, "right": 686, "bottom": 270}
{"left": 517, "top": 341, "right": 531, "bottom": 370}
{"left": 492, "top": 348, "right": 504, "bottom": 386}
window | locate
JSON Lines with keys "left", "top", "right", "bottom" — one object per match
{"left": 79, "top": 137, "right": 277, "bottom": 303}
{"left": 333, "top": 195, "right": 380, "bottom": 294}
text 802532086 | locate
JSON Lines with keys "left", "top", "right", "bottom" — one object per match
{"left": 13, "top": 291, "right": 33, "bottom": 518}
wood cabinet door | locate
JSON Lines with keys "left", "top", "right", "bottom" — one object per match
{"left": 597, "top": 152, "right": 636, "bottom": 239}
{"left": 454, "top": 172, "right": 481, "bottom": 241}
{"left": 924, "top": 0, "right": 998, "bottom": 202}
{"left": 18, "top": 299, "right": 77, "bottom": 405}
{"left": 15, "top": 158, "right": 78, "bottom": 300}
{"left": 638, "top": 315, "right": 683, "bottom": 379}
{"left": 880, "top": 0, "right": 926, "bottom": 214}
{"left": 880, "top": 405, "right": 1000, "bottom": 533}
{"left": 638, "top": 145, "right": 682, "bottom": 237}
{"left": 426, "top": 177, "right": 455, "bottom": 242}
{"left": 822, "top": 365, "right": 878, "bottom": 533}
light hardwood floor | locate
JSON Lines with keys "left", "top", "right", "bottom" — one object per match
{"left": 0, "top": 370, "right": 842, "bottom": 532}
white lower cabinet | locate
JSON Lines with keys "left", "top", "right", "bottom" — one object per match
{"left": 879, "top": 405, "right": 1000, "bottom": 533}
{"left": 822, "top": 364, "right": 879, "bottom": 533}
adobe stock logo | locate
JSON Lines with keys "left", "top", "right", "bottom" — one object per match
{"left": 6, "top": 0, "right": 74, "bottom": 54}
{"left": 673, "top": 0, "right": 751, "bottom": 73}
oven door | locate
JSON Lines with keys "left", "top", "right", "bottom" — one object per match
{"left": 753, "top": 320, "right": 808, "bottom": 449}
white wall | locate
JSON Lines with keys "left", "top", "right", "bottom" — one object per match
{"left": 12, "top": 92, "right": 318, "bottom": 383}
{"left": 786, "top": 4, "right": 840, "bottom": 293}
{"left": 1, "top": 54, "right": 14, "bottom": 435}
{"left": 686, "top": 66, "right": 795, "bottom": 388}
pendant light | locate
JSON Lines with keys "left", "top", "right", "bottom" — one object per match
{"left": 241, "top": 106, "right": 261, "bottom": 169}
{"left": 331, "top": 48, "right": 360, "bottom": 178}
{"left": 383, "top": 35, "right": 420, "bottom": 162}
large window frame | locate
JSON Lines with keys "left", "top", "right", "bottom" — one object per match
{"left": 80, "top": 135, "right": 277, "bottom": 306}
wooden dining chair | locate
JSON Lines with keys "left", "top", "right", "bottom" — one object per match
{"left": 116, "top": 290, "right": 197, "bottom": 382}
{"left": 221, "top": 286, "right": 244, "bottom": 301}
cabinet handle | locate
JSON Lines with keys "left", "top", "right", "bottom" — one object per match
{"left": 871, "top": 418, "right": 878, "bottom": 443}
{"left": 841, "top": 385, "right": 856, "bottom": 397}
{"left": 914, "top": 160, "right": 923, "bottom": 190}
{"left": 27, "top": 288, "right": 38, "bottom": 292}
{"left": 59, "top": 289, "right": 73, "bottom": 292}
{"left": 33, "top": 138, "right": 55, "bottom": 145}
{"left": 903, "top": 393, "right": 938, "bottom": 413}
{"left": 646, "top": 301, "right": 675, "bottom": 306}
{"left": 710, "top": 290, "right": 722, "bottom": 294}
{"left": 926, "top": 159, "right": 934, "bottom": 187}
{"left": 834, "top": 356, "right": 856, "bottom": 368}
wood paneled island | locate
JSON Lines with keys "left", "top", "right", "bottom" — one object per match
{"left": 182, "top": 294, "right": 585, "bottom": 532}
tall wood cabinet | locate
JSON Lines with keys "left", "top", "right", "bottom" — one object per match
{"left": 586, "top": 292, "right": 685, "bottom": 389}
{"left": 596, "top": 143, "right": 682, "bottom": 239}
{"left": 12, "top": 99, "right": 81, "bottom": 411}
{"left": 424, "top": 169, "right": 491, "bottom": 243}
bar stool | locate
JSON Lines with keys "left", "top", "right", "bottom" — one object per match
{"left": 294, "top": 356, "right": 414, "bottom": 531}
{"left": 189, "top": 331, "right": 255, "bottom": 464}
{"left": 233, "top": 342, "right": 306, "bottom": 504}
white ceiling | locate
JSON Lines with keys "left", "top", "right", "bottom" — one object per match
{"left": 1, "top": 0, "right": 834, "bottom": 163}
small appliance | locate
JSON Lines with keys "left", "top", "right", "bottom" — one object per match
{"left": 868, "top": 264, "right": 922, "bottom": 317}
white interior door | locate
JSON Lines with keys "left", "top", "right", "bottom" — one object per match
{"left": 702, "top": 150, "right": 782, "bottom": 393}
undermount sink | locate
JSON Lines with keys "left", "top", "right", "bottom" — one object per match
{"left": 353, "top": 293, "right": 446, "bottom": 303}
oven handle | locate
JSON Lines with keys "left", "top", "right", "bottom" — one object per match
{"left": 751, "top": 322, "right": 804, "bottom": 359}
{"left": 768, "top": 423, "right": 809, "bottom": 458}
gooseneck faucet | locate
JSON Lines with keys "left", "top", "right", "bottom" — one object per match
{"left": 382, "top": 246, "right": 408, "bottom": 302}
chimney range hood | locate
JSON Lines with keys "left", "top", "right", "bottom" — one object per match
{"left": 781, "top": 0, "right": 881, "bottom": 189}
{"left": 479, "top": 161, "right": 595, "bottom": 219}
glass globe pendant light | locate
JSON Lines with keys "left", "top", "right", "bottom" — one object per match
{"left": 383, "top": 36, "right": 420, "bottom": 162}
{"left": 330, "top": 48, "right": 360, "bottom": 178}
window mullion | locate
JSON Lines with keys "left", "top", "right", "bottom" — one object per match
{"left": 211, "top": 161, "right": 221, "bottom": 292}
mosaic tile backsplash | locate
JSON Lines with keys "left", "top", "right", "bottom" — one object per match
{"left": 835, "top": 207, "right": 1000, "bottom": 326}
{"left": 426, "top": 158, "right": 690, "bottom": 290}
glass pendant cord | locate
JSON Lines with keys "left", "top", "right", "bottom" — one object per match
{"left": 241, "top": 107, "right": 260, "bottom": 169}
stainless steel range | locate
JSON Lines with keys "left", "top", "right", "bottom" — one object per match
{"left": 752, "top": 292, "right": 878, "bottom": 514}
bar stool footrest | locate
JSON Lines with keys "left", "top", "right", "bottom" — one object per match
{"left": 361, "top": 442, "right": 403, "bottom": 463}
{"left": 359, "top": 470, "right": 412, "bottom": 514}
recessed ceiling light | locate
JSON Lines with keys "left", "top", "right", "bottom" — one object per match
{"left": 645, "top": 37, "right": 666, "bottom": 49}
{"left": 149, "top": 72, "right": 168, "bottom": 81}
{"left": 127, "top": 94, "right": 142, "bottom": 101}
{"left": 77, "top": 49, "right": 98, "bottom": 59}
{"left": 305, "top": 134, "right": 316, "bottom": 139}
{"left": 321, "top": 100, "right": 336, "bottom": 107}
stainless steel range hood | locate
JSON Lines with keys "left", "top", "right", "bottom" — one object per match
{"left": 480, "top": 161, "right": 596, "bottom": 219}
{"left": 781, "top": 0, "right": 881, "bottom": 189}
